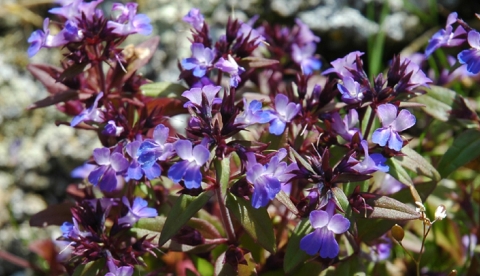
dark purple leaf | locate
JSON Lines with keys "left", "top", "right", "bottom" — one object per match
{"left": 29, "top": 202, "right": 74, "bottom": 227}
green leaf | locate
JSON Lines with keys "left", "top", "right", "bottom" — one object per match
{"left": 192, "top": 256, "right": 214, "bottom": 276}
{"left": 275, "top": 190, "right": 299, "bottom": 216}
{"left": 396, "top": 146, "right": 441, "bottom": 182}
{"left": 158, "top": 191, "right": 214, "bottom": 246}
{"left": 364, "top": 194, "right": 420, "bottom": 220}
{"left": 72, "top": 259, "right": 105, "bottom": 276}
{"left": 332, "top": 187, "right": 349, "bottom": 213}
{"left": 214, "top": 251, "right": 257, "bottom": 276}
{"left": 284, "top": 218, "right": 312, "bottom": 273}
{"left": 413, "top": 85, "right": 456, "bottom": 122}
{"left": 289, "top": 147, "right": 315, "bottom": 174}
{"left": 324, "top": 254, "right": 365, "bottom": 275}
{"left": 141, "top": 82, "right": 188, "bottom": 98}
{"left": 356, "top": 218, "right": 398, "bottom": 243}
{"left": 437, "top": 129, "right": 480, "bottom": 178}
{"left": 241, "top": 56, "right": 279, "bottom": 68}
{"left": 226, "top": 193, "right": 276, "bottom": 253}
{"left": 214, "top": 158, "right": 231, "bottom": 202}
{"left": 187, "top": 217, "right": 222, "bottom": 239}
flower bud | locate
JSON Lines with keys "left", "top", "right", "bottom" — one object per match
{"left": 391, "top": 224, "right": 404, "bottom": 242}
{"left": 434, "top": 205, "right": 447, "bottom": 221}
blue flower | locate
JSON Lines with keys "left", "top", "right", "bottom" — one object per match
{"left": 458, "top": 31, "right": 480, "bottom": 74}
{"left": 106, "top": 258, "right": 133, "bottom": 276}
{"left": 246, "top": 148, "right": 297, "bottom": 208}
{"left": 300, "top": 200, "right": 350, "bottom": 258}
{"left": 126, "top": 140, "right": 161, "bottom": 181}
{"left": 214, "top": 55, "right": 245, "bottom": 88}
{"left": 49, "top": 0, "right": 102, "bottom": 21}
{"left": 71, "top": 92, "right": 104, "bottom": 127}
{"left": 234, "top": 99, "right": 271, "bottom": 126}
{"left": 425, "top": 12, "right": 466, "bottom": 57}
{"left": 266, "top": 94, "right": 301, "bottom": 135}
{"left": 323, "top": 51, "right": 364, "bottom": 79}
{"left": 102, "top": 120, "right": 124, "bottom": 137}
{"left": 88, "top": 147, "right": 129, "bottom": 192}
{"left": 181, "top": 43, "right": 216, "bottom": 77}
{"left": 330, "top": 110, "right": 360, "bottom": 142}
{"left": 351, "top": 140, "right": 389, "bottom": 174}
{"left": 372, "top": 104, "right": 416, "bottom": 151}
{"left": 182, "top": 85, "right": 222, "bottom": 109}
{"left": 183, "top": 8, "right": 205, "bottom": 31}
{"left": 337, "top": 76, "right": 364, "bottom": 104}
{"left": 118, "top": 197, "right": 158, "bottom": 226}
{"left": 168, "top": 140, "right": 210, "bottom": 189}
{"left": 107, "top": 3, "right": 152, "bottom": 36}
{"left": 291, "top": 43, "right": 321, "bottom": 75}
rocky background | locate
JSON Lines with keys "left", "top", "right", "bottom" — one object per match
{"left": 0, "top": 0, "right": 473, "bottom": 275}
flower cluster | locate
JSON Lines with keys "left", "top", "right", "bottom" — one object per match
{"left": 25, "top": 2, "right": 450, "bottom": 275}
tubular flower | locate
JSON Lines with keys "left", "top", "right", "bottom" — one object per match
{"left": 372, "top": 104, "right": 416, "bottom": 151}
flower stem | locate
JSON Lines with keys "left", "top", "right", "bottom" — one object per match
{"left": 214, "top": 158, "right": 236, "bottom": 244}
{"left": 363, "top": 106, "right": 376, "bottom": 139}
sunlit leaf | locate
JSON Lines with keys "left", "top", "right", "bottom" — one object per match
{"left": 284, "top": 218, "right": 312, "bottom": 273}
{"left": 413, "top": 85, "right": 457, "bottom": 121}
{"left": 226, "top": 193, "right": 276, "bottom": 253}
{"left": 363, "top": 194, "right": 420, "bottom": 220}
{"left": 275, "top": 190, "right": 299, "bottom": 216}
{"left": 332, "top": 187, "right": 349, "bottom": 213}
{"left": 158, "top": 191, "right": 214, "bottom": 246}
{"left": 437, "top": 129, "right": 480, "bottom": 178}
{"left": 141, "top": 82, "right": 188, "bottom": 98}
{"left": 242, "top": 56, "right": 279, "bottom": 68}
{"left": 72, "top": 259, "right": 105, "bottom": 276}
{"left": 396, "top": 146, "right": 440, "bottom": 182}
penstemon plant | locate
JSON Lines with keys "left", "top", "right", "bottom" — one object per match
{"left": 19, "top": 1, "right": 480, "bottom": 275}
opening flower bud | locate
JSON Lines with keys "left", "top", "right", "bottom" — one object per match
{"left": 434, "top": 205, "right": 447, "bottom": 221}
{"left": 391, "top": 224, "right": 404, "bottom": 242}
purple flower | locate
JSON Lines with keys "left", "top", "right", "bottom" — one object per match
{"left": 182, "top": 84, "right": 222, "bottom": 109}
{"left": 237, "top": 21, "right": 265, "bottom": 45}
{"left": 192, "top": 77, "right": 215, "bottom": 88}
{"left": 71, "top": 92, "right": 104, "bottom": 127}
{"left": 294, "top": 19, "right": 320, "bottom": 45}
{"left": 372, "top": 104, "right": 416, "bottom": 151}
{"left": 70, "top": 163, "right": 96, "bottom": 178}
{"left": 425, "top": 12, "right": 466, "bottom": 57}
{"left": 267, "top": 94, "right": 301, "bottom": 135}
{"left": 27, "top": 18, "right": 67, "bottom": 57}
{"left": 300, "top": 200, "right": 350, "bottom": 258}
{"left": 102, "top": 120, "right": 124, "bottom": 137}
{"left": 337, "top": 76, "right": 364, "bottom": 104}
{"left": 378, "top": 173, "right": 406, "bottom": 195}
{"left": 458, "top": 31, "right": 480, "bottom": 74}
{"left": 323, "top": 51, "right": 364, "bottom": 79}
{"left": 126, "top": 140, "right": 161, "bottom": 181}
{"left": 234, "top": 99, "right": 271, "bottom": 126}
{"left": 135, "top": 124, "right": 174, "bottom": 173}
{"left": 106, "top": 259, "right": 133, "bottom": 276}
{"left": 183, "top": 8, "right": 205, "bottom": 31}
{"left": 167, "top": 140, "right": 210, "bottom": 189}
{"left": 351, "top": 140, "right": 389, "bottom": 174}
{"left": 107, "top": 3, "right": 152, "bottom": 36}
{"left": 181, "top": 43, "right": 216, "bottom": 77}
{"left": 246, "top": 148, "right": 298, "bottom": 208}
{"left": 49, "top": 0, "right": 102, "bottom": 21}
{"left": 118, "top": 197, "right": 158, "bottom": 226}
{"left": 369, "top": 235, "right": 392, "bottom": 262}
{"left": 401, "top": 57, "right": 432, "bottom": 89}
{"left": 291, "top": 43, "right": 321, "bottom": 75}
{"left": 331, "top": 109, "right": 360, "bottom": 141}
{"left": 214, "top": 55, "right": 245, "bottom": 88}
{"left": 88, "top": 147, "right": 129, "bottom": 192}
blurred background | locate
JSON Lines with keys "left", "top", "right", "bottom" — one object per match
{"left": 0, "top": 0, "right": 477, "bottom": 275}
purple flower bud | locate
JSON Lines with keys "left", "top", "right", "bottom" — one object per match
{"left": 118, "top": 197, "right": 158, "bottom": 226}
{"left": 102, "top": 120, "right": 124, "bottom": 137}
{"left": 49, "top": 0, "right": 102, "bottom": 21}
{"left": 237, "top": 21, "right": 265, "bottom": 45}
{"left": 300, "top": 199, "right": 350, "bottom": 258}
{"left": 371, "top": 104, "right": 416, "bottom": 151}
{"left": 266, "top": 94, "right": 301, "bottom": 135}
{"left": 401, "top": 57, "right": 432, "bottom": 89}
{"left": 71, "top": 92, "right": 104, "bottom": 127}
{"left": 425, "top": 12, "right": 466, "bottom": 57}
{"left": 291, "top": 43, "right": 321, "bottom": 75}
{"left": 167, "top": 140, "right": 210, "bottom": 189}
{"left": 214, "top": 55, "right": 245, "bottom": 88}
{"left": 183, "top": 8, "right": 205, "bottom": 31}
{"left": 181, "top": 43, "right": 216, "bottom": 77}
{"left": 458, "top": 30, "right": 480, "bottom": 74}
